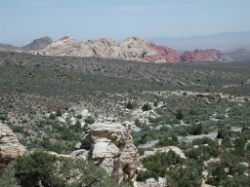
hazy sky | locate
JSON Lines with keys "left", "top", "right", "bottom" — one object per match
{"left": 0, "top": 0, "right": 250, "bottom": 46}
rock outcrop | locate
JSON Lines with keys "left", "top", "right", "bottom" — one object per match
{"left": 181, "top": 49, "right": 231, "bottom": 62}
{"left": 34, "top": 37, "right": 180, "bottom": 63}
{"left": 76, "top": 122, "right": 140, "bottom": 183}
{"left": 0, "top": 123, "right": 26, "bottom": 172}
{"left": 34, "top": 36, "right": 231, "bottom": 63}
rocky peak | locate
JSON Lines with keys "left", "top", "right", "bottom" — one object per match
{"left": 22, "top": 36, "right": 53, "bottom": 51}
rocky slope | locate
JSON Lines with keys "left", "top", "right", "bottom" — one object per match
{"left": 0, "top": 123, "right": 26, "bottom": 172}
{"left": 226, "top": 47, "right": 250, "bottom": 61}
{"left": 23, "top": 36, "right": 53, "bottom": 51}
{"left": 181, "top": 49, "right": 231, "bottom": 62}
{"left": 0, "top": 43, "right": 25, "bottom": 53}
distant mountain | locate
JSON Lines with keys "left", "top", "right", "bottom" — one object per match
{"left": 22, "top": 36, "right": 53, "bottom": 51}
{"left": 149, "top": 31, "right": 250, "bottom": 52}
{"left": 34, "top": 36, "right": 230, "bottom": 63}
{"left": 0, "top": 36, "right": 53, "bottom": 53}
{"left": 226, "top": 46, "right": 250, "bottom": 61}
{"left": 0, "top": 43, "right": 24, "bottom": 52}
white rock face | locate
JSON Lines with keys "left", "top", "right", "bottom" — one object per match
{"left": 0, "top": 123, "right": 26, "bottom": 171}
{"left": 76, "top": 122, "right": 140, "bottom": 183}
{"left": 34, "top": 37, "right": 181, "bottom": 63}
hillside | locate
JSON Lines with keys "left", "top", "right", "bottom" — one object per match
{"left": 0, "top": 52, "right": 250, "bottom": 186}
{"left": 22, "top": 36, "right": 53, "bottom": 51}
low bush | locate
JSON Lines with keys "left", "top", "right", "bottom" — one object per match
{"left": 142, "top": 103, "right": 152, "bottom": 111}
{"left": 14, "top": 151, "right": 61, "bottom": 187}
{"left": 126, "top": 101, "right": 136, "bottom": 110}
{"left": 137, "top": 151, "right": 184, "bottom": 181}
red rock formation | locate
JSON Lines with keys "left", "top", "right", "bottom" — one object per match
{"left": 181, "top": 49, "right": 231, "bottom": 62}
{"left": 34, "top": 36, "right": 231, "bottom": 63}
{"left": 145, "top": 42, "right": 180, "bottom": 63}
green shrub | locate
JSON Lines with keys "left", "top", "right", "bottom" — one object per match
{"left": 138, "top": 151, "right": 184, "bottom": 181}
{"left": 6, "top": 150, "right": 127, "bottom": 187}
{"left": 56, "top": 109, "right": 62, "bottom": 117}
{"left": 189, "top": 124, "right": 203, "bottom": 135}
{"left": 217, "top": 128, "right": 231, "bottom": 139}
{"left": 0, "top": 165, "right": 19, "bottom": 187}
{"left": 157, "top": 136, "right": 178, "bottom": 147}
{"left": 14, "top": 151, "right": 62, "bottom": 187}
{"left": 142, "top": 103, "right": 152, "bottom": 111}
{"left": 166, "top": 162, "right": 202, "bottom": 187}
{"left": 186, "top": 144, "right": 220, "bottom": 162}
{"left": 175, "top": 110, "right": 184, "bottom": 120}
{"left": 76, "top": 114, "right": 82, "bottom": 119}
{"left": 192, "top": 137, "right": 217, "bottom": 146}
{"left": 126, "top": 101, "right": 136, "bottom": 110}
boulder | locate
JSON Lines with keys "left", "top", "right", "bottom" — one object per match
{"left": 76, "top": 122, "right": 140, "bottom": 183}
{"left": 0, "top": 123, "right": 26, "bottom": 172}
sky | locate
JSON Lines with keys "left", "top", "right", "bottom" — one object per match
{"left": 0, "top": 0, "right": 250, "bottom": 46}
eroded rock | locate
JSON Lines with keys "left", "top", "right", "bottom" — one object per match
{"left": 76, "top": 122, "right": 140, "bottom": 183}
{"left": 0, "top": 123, "right": 26, "bottom": 172}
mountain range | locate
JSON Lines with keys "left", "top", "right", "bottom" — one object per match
{"left": 0, "top": 32, "right": 250, "bottom": 62}
{"left": 0, "top": 36, "right": 53, "bottom": 53}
